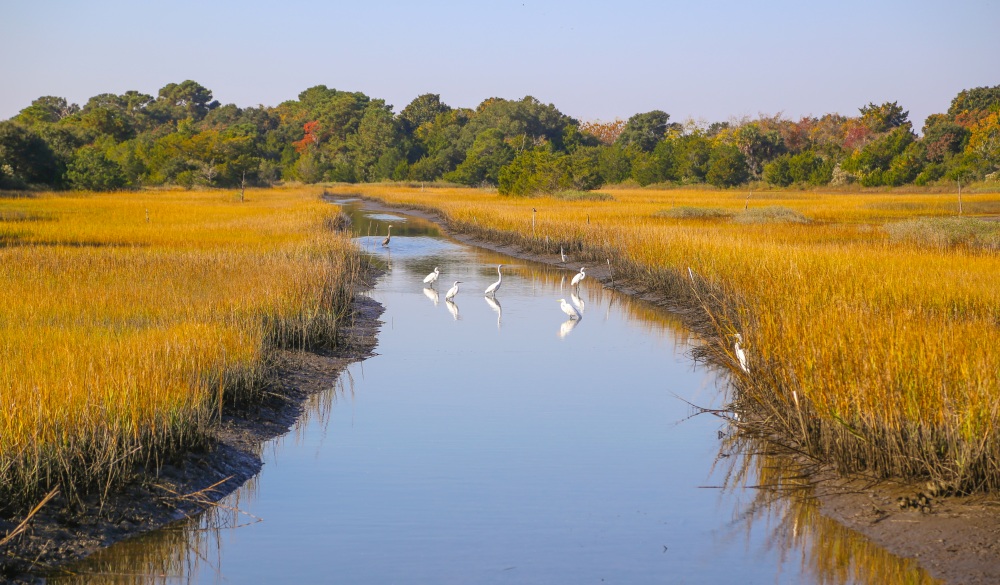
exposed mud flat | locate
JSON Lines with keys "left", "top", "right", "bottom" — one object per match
{"left": 1, "top": 292, "right": 384, "bottom": 583}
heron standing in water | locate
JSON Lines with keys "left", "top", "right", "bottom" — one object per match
{"left": 445, "top": 280, "right": 462, "bottom": 301}
{"left": 570, "top": 266, "right": 586, "bottom": 287}
{"left": 484, "top": 264, "right": 504, "bottom": 296}
{"left": 381, "top": 224, "right": 393, "bottom": 247}
{"left": 423, "top": 266, "right": 440, "bottom": 286}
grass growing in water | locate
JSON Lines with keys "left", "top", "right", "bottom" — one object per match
{"left": 328, "top": 183, "right": 1000, "bottom": 494}
{"left": 0, "top": 187, "right": 360, "bottom": 511}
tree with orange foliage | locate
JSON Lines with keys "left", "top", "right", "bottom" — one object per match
{"left": 580, "top": 119, "right": 625, "bottom": 145}
{"left": 292, "top": 120, "right": 320, "bottom": 153}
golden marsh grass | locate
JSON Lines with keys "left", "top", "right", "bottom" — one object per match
{"left": 0, "top": 187, "right": 360, "bottom": 509}
{"left": 329, "top": 184, "right": 1000, "bottom": 492}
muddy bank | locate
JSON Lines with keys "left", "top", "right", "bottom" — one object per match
{"left": 0, "top": 290, "right": 384, "bottom": 583}
{"left": 350, "top": 195, "right": 1000, "bottom": 585}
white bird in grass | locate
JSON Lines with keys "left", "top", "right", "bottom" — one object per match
{"left": 484, "top": 264, "right": 504, "bottom": 296}
{"left": 570, "top": 266, "right": 586, "bottom": 287}
{"left": 381, "top": 224, "right": 393, "bottom": 247}
{"left": 733, "top": 333, "right": 750, "bottom": 373}
{"left": 558, "top": 298, "right": 582, "bottom": 320}
{"left": 560, "top": 246, "right": 567, "bottom": 263}
{"left": 423, "top": 266, "right": 440, "bottom": 286}
{"left": 445, "top": 280, "right": 462, "bottom": 301}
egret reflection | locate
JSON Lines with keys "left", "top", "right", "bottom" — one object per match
{"left": 559, "top": 318, "right": 580, "bottom": 338}
{"left": 445, "top": 299, "right": 461, "bottom": 320}
{"left": 423, "top": 286, "right": 439, "bottom": 306}
{"left": 484, "top": 295, "right": 502, "bottom": 329}
{"left": 570, "top": 292, "right": 585, "bottom": 315}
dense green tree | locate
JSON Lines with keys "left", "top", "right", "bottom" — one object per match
{"left": 859, "top": 101, "right": 909, "bottom": 133}
{"left": 947, "top": 85, "right": 1000, "bottom": 117}
{"left": 0, "top": 121, "right": 63, "bottom": 185}
{"left": 444, "top": 129, "right": 514, "bottom": 186}
{"left": 149, "top": 80, "right": 219, "bottom": 122}
{"left": 615, "top": 110, "right": 670, "bottom": 152}
{"left": 674, "top": 133, "right": 712, "bottom": 183}
{"left": 497, "top": 149, "right": 573, "bottom": 195}
{"left": 14, "top": 96, "right": 79, "bottom": 126}
{"left": 399, "top": 93, "right": 451, "bottom": 133}
{"left": 66, "top": 144, "right": 127, "bottom": 190}
{"left": 841, "top": 123, "right": 915, "bottom": 185}
{"left": 706, "top": 144, "right": 749, "bottom": 187}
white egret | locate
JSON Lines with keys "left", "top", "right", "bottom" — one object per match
{"left": 560, "top": 246, "right": 567, "bottom": 263}
{"left": 381, "top": 224, "right": 393, "bottom": 247}
{"left": 570, "top": 266, "right": 586, "bottom": 287}
{"left": 570, "top": 291, "right": 585, "bottom": 315}
{"left": 423, "top": 266, "right": 440, "bottom": 286}
{"left": 484, "top": 264, "right": 504, "bottom": 296}
{"left": 422, "top": 286, "right": 439, "bottom": 306}
{"left": 558, "top": 298, "right": 582, "bottom": 320}
{"left": 445, "top": 280, "right": 462, "bottom": 301}
{"left": 733, "top": 333, "right": 749, "bottom": 373}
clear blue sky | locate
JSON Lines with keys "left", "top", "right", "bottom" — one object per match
{"left": 2, "top": 0, "right": 997, "bottom": 130}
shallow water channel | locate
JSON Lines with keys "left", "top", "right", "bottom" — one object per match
{"left": 49, "top": 199, "right": 937, "bottom": 584}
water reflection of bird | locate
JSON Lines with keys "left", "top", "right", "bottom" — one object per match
{"left": 558, "top": 298, "right": 582, "bottom": 320}
{"left": 381, "top": 224, "right": 393, "bottom": 247}
{"left": 560, "top": 246, "right": 567, "bottom": 263}
{"left": 733, "top": 333, "right": 749, "bottom": 373}
{"left": 423, "top": 266, "right": 440, "bottom": 286}
{"left": 423, "top": 286, "right": 439, "bottom": 306}
{"left": 445, "top": 280, "right": 462, "bottom": 301}
{"left": 559, "top": 318, "right": 580, "bottom": 338}
{"left": 570, "top": 292, "right": 585, "bottom": 315}
{"left": 484, "top": 264, "right": 503, "bottom": 296}
{"left": 571, "top": 266, "right": 586, "bottom": 287}
{"left": 484, "top": 295, "right": 502, "bottom": 329}
{"left": 446, "top": 299, "right": 460, "bottom": 320}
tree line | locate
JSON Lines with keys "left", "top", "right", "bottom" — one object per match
{"left": 1, "top": 80, "right": 998, "bottom": 194}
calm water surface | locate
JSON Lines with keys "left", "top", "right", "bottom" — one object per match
{"left": 48, "top": 200, "right": 937, "bottom": 584}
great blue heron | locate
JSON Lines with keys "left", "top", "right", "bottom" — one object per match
{"left": 381, "top": 224, "right": 393, "bottom": 247}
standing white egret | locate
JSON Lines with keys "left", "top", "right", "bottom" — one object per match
{"left": 557, "top": 298, "right": 582, "bottom": 320}
{"left": 423, "top": 266, "right": 440, "bottom": 286}
{"left": 381, "top": 224, "right": 393, "bottom": 247}
{"left": 484, "top": 264, "right": 504, "bottom": 296}
{"left": 445, "top": 280, "right": 462, "bottom": 301}
{"left": 733, "top": 333, "right": 749, "bottom": 373}
{"left": 559, "top": 246, "right": 567, "bottom": 263}
{"left": 570, "top": 266, "right": 586, "bottom": 287}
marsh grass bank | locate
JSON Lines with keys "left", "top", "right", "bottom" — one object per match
{"left": 0, "top": 187, "right": 376, "bottom": 579}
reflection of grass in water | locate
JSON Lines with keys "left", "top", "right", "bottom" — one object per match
{"left": 0, "top": 187, "right": 361, "bottom": 512}
{"left": 331, "top": 183, "right": 1000, "bottom": 496}
{"left": 716, "top": 430, "right": 941, "bottom": 585}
